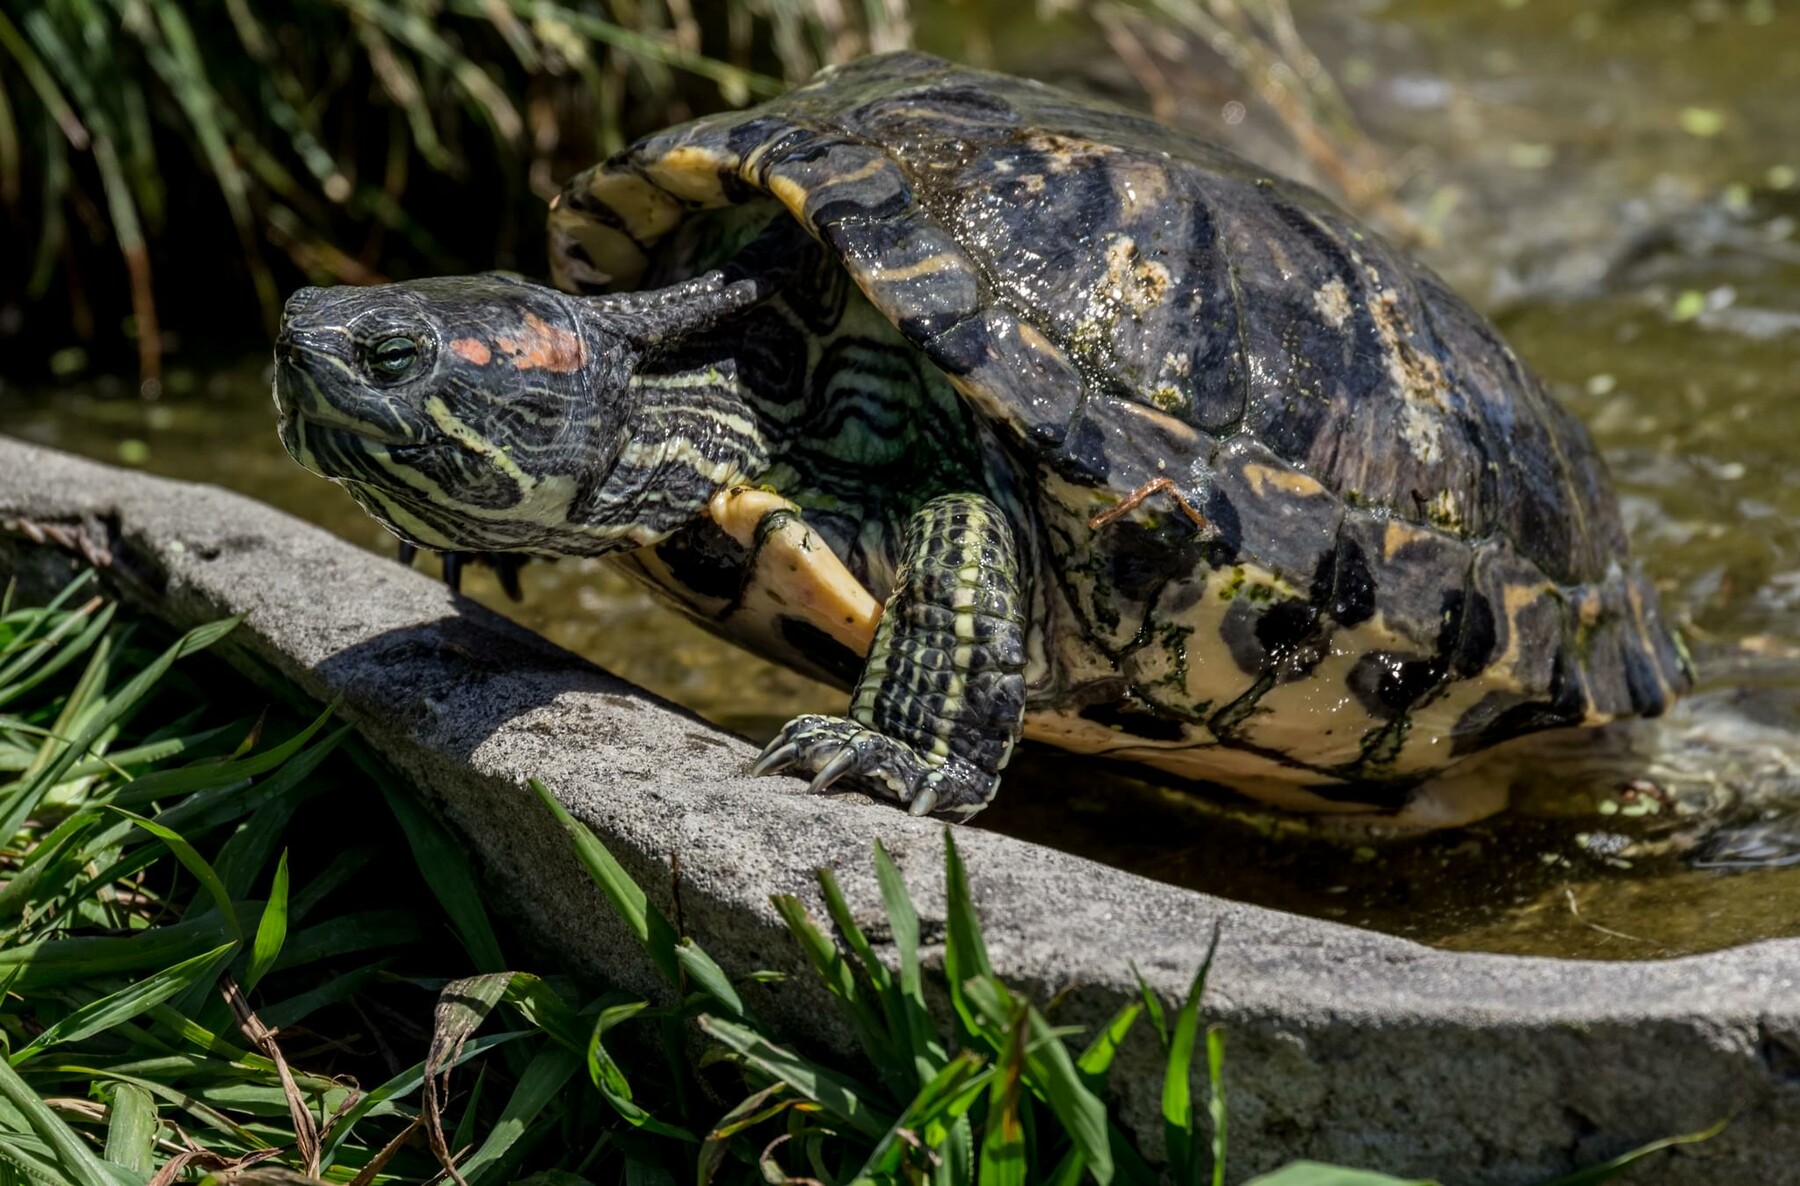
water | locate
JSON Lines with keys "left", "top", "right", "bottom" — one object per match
{"left": 8, "top": 0, "right": 1800, "bottom": 958}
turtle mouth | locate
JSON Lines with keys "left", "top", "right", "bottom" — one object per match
{"left": 272, "top": 342, "right": 432, "bottom": 480}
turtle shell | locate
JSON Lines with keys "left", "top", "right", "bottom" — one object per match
{"left": 548, "top": 52, "right": 1690, "bottom": 799}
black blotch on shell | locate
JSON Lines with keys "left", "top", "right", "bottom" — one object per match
{"left": 655, "top": 517, "right": 752, "bottom": 603}
{"left": 1078, "top": 701, "right": 1187, "bottom": 742}
{"left": 1451, "top": 650, "right": 1588, "bottom": 753}
{"left": 1315, "top": 534, "right": 1377, "bottom": 627}
{"left": 1347, "top": 651, "right": 1445, "bottom": 720}
{"left": 1105, "top": 515, "right": 1209, "bottom": 607}
{"left": 1199, "top": 487, "right": 1242, "bottom": 567}
{"left": 1622, "top": 645, "right": 1668, "bottom": 717}
{"left": 1447, "top": 589, "right": 1498, "bottom": 678}
{"left": 778, "top": 616, "right": 865, "bottom": 685}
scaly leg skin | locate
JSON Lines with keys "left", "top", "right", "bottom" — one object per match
{"left": 751, "top": 493, "right": 1028, "bottom": 818}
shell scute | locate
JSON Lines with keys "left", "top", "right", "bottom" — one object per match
{"left": 1208, "top": 437, "right": 1342, "bottom": 595}
{"left": 928, "top": 309, "right": 1083, "bottom": 450}
{"left": 818, "top": 206, "right": 984, "bottom": 340}
{"left": 1336, "top": 515, "right": 1473, "bottom": 657}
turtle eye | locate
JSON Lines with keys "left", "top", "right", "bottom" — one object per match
{"left": 368, "top": 336, "right": 421, "bottom": 380}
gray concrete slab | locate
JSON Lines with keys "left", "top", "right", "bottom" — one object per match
{"left": 1, "top": 435, "right": 1794, "bottom": 1184}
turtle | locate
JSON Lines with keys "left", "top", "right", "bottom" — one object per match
{"left": 272, "top": 51, "right": 1692, "bottom": 829}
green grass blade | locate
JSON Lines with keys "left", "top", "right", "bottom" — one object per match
{"left": 1206, "top": 1025, "right": 1226, "bottom": 1186}
{"left": 0, "top": 615, "right": 238, "bottom": 842}
{"left": 444, "top": 0, "right": 782, "bottom": 97}
{"left": 0, "top": 598, "right": 112, "bottom": 709}
{"left": 942, "top": 829, "right": 994, "bottom": 1045}
{"left": 455, "top": 1041, "right": 584, "bottom": 1186}
{"left": 1162, "top": 930, "right": 1221, "bottom": 1186}
{"left": 772, "top": 892, "right": 895, "bottom": 1076}
{"left": 1130, "top": 963, "right": 1169, "bottom": 1050}
{"left": 112, "top": 701, "right": 336, "bottom": 808}
{"left": 954, "top": 941, "right": 1112, "bottom": 1181}
{"left": 870, "top": 840, "right": 947, "bottom": 1079}
{"left": 142, "top": 0, "right": 277, "bottom": 324}
{"left": 0, "top": 817, "right": 93, "bottom": 922}
{"left": 526, "top": 778, "right": 680, "bottom": 987}
{"left": 1536, "top": 1119, "right": 1729, "bottom": 1186}
{"left": 675, "top": 937, "right": 745, "bottom": 1020}
{"left": 0, "top": 912, "right": 235, "bottom": 992}
{"left": 1077, "top": 1001, "right": 1142, "bottom": 1080}
{"left": 934, "top": 1114, "right": 975, "bottom": 1186}
{"left": 696, "top": 1014, "right": 889, "bottom": 1140}
{"left": 244, "top": 849, "right": 289, "bottom": 993}
{"left": 0, "top": 1056, "right": 119, "bottom": 1186}
{"left": 587, "top": 1004, "right": 695, "bottom": 1141}
{"left": 977, "top": 1007, "right": 1027, "bottom": 1186}
{"left": 9, "top": 941, "right": 236, "bottom": 1064}
{"left": 816, "top": 866, "right": 890, "bottom": 994}
{"left": 106, "top": 807, "right": 240, "bottom": 941}
{"left": 100, "top": 1083, "right": 156, "bottom": 1175}
{"left": 378, "top": 761, "right": 505, "bottom": 971}
{"left": 0, "top": 9, "right": 86, "bottom": 150}
{"left": 855, "top": 1051, "right": 989, "bottom": 1180}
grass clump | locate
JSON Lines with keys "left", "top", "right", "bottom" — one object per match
{"left": 0, "top": 569, "right": 1722, "bottom": 1183}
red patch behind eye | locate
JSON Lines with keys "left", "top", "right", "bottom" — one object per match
{"left": 494, "top": 311, "right": 586, "bottom": 373}
{"left": 450, "top": 338, "right": 493, "bottom": 365}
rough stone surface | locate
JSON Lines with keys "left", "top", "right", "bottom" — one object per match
{"left": 1, "top": 435, "right": 1795, "bottom": 1184}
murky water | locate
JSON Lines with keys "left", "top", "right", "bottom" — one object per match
{"left": 8, "top": 0, "right": 1800, "bottom": 958}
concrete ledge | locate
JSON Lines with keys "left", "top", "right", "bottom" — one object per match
{"left": 2, "top": 435, "right": 1794, "bottom": 1184}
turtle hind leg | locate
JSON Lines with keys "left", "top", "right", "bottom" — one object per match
{"left": 751, "top": 493, "right": 1028, "bottom": 818}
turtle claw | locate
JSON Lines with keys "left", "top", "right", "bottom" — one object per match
{"left": 749, "top": 714, "right": 998, "bottom": 817}
{"left": 397, "top": 545, "right": 531, "bottom": 602}
{"left": 750, "top": 740, "right": 799, "bottom": 777}
{"left": 809, "top": 747, "right": 861, "bottom": 794}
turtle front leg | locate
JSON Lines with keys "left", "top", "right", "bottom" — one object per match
{"left": 752, "top": 493, "right": 1028, "bottom": 818}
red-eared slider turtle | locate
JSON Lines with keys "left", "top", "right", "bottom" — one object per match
{"left": 273, "top": 52, "right": 1691, "bottom": 828}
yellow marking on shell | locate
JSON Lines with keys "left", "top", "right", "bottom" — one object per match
{"left": 641, "top": 145, "right": 738, "bottom": 204}
{"left": 586, "top": 170, "right": 685, "bottom": 242}
{"left": 1016, "top": 319, "right": 1064, "bottom": 359}
{"left": 1243, "top": 463, "right": 1329, "bottom": 501}
{"left": 1382, "top": 518, "right": 1420, "bottom": 561}
{"left": 1121, "top": 563, "right": 1262, "bottom": 724}
{"left": 1022, "top": 131, "right": 1118, "bottom": 172}
{"left": 708, "top": 487, "right": 881, "bottom": 657}
{"left": 548, "top": 212, "right": 645, "bottom": 290}
{"left": 811, "top": 154, "right": 890, "bottom": 191}
{"left": 1487, "top": 580, "right": 1553, "bottom": 692}
{"left": 865, "top": 253, "right": 967, "bottom": 284}
{"left": 1021, "top": 709, "right": 1361, "bottom": 810}
{"left": 766, "top": 173, "right": 811, "bottom": 222}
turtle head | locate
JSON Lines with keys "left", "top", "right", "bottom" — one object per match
{"left": 276, "top": 274, "right": 673, "bottom": 556}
